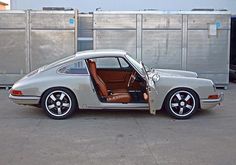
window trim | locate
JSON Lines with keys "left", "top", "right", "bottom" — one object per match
{"left": 117, "top": 57, "right": 131, "bottom": 69}
{"left": 92, "top": 57, "right": 121, "bottom": 69}
{"left": 87, "top": 56, "right": 132, "bottom": 70}
{"left": 57, "top": 59, "right": 90, "bottom": 75}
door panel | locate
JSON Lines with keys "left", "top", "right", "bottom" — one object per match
{"left": 147, "top": 78, "right": 159, "bottom": 115}
{"left": 140, "top": 62, "right": 159, "bottom": 115}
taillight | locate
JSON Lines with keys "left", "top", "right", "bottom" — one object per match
{"left": 10, "top": 90, "right": 23, "bottom": 96}
{"left": 208, "top": 95, "right": 219, "bottom": 99}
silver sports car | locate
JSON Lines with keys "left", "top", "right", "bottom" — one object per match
{"left": 9, "top": 49, "right": 223, "bottom": 119}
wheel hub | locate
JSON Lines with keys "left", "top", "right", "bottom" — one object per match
{"left": 56, "top": 101, "right": 61, "bottom": 106}
{"left": 180, "top": 101, "right": 185, "bottom": 106}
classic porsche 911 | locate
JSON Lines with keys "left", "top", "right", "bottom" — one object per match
{"left": 9, "top": 49, "right": 223, "bottom": 119}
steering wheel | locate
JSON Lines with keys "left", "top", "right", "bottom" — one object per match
{"left": 128, "top": 70, "right": 137, "bottom": 87}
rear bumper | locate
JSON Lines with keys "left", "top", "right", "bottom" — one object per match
{"left": 9, "top": 94, "right": 40, "bottom": 105}
{"left": 200, "top": 92, "right": 224, "bottom": 109}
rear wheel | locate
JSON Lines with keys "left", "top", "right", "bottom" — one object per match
{"left": 41, "top": 88, "right": 77, "bottom": 119}
{"left": 165, "top": 88, "right": 199, "bottom": 119}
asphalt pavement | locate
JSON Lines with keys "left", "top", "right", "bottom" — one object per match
{"left": 0, "top": 84, "right": 236, "bottom": 165}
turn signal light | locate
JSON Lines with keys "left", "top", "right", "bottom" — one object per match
{"left": 208, "top": 95, "right": 219, "bottom": 99}
{"left": 10, "top": 89, "right": 23, "bottom": 96}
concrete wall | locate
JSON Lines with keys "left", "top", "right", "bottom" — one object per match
{"left": 11, "top": 0, "right": 236, "bottom": 14}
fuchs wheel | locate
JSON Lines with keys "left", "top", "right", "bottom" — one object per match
{"left": 41, "top": 88, "right": 77, "bottom": 119}
{"left": 165, "top": 88, "right": 199, "bottom": 119}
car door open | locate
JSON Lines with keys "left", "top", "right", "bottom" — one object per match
{"left": 140, "top": 62, "right": 159, "bottom": 115}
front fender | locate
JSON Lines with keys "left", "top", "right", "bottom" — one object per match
{"left": 154, "top": 76, "right": 215, "bottom": 110}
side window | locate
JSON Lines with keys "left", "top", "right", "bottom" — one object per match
{"left": 95, "top": 57, "right": 120, "bottom": 69}
{"left": 119, "top": 58, "right": 130, "bottom": 68}
{"left": 58, "top": 60, "right": 88, "bottom": 74}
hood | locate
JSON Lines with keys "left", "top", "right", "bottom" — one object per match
{"left": 153, "top": 69, "right": 198, "bottom": 78}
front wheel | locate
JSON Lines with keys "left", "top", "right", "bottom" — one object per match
{"left": 41, "top": 88, "right": 77, "bottom": 119}
{"left": 164, "top": 88, "right": 199, "bottom": 119}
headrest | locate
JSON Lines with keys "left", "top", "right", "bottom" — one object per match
{"left": 88, "top": 59, "right": 97, "bottom": 73}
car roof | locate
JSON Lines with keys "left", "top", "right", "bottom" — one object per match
{"left": 74, "top": 49, "right": 127, "bottom": 59}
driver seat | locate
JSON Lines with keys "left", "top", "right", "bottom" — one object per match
{"left": 88, "top": 60, "right": 131, "bottom": 103}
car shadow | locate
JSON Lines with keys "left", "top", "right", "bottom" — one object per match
{"left": 194, "top": 109, "right": 218, "bottom": 118}
{"left": 19, "top": 106, "right": 216, "bottom": 120}
{"left": 73, "top": 108, "right": 170, "bottom": 119}
{"left": 73, "top": 108, "right": 220, "bottom": 120}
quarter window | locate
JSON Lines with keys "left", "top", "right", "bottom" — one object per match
{"left": 119, "top": 58, "right": 130, "bottom": 68}
{"left": 58, "top": 60, "right": 88, "bottom": 74}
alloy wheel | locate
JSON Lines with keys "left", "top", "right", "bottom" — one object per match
{"left": 169, "top": 90, "right": 196, "bottom": 117}
{"left": 45, "top": 90, "right": 72, "bottom": 117}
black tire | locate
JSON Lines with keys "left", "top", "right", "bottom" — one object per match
{"left": 164, "top": 88, "right": 199, "bottom": 119}
{"left": 41, "top": 88, "right": 77, "bottom": 119}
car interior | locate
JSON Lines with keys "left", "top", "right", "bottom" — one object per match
{"left": 86, "top": 57, "right": 149, "bottom": 103}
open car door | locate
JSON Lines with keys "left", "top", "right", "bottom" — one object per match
{"left": 140, "top": 62, "right": 159, "bottom": 115}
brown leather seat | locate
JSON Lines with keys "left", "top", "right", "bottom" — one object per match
{"left": 111, "top": 89, "right": 128, "bottom": 93}
{"left": 88, "top": 60, "right": 131, "bottom": 103}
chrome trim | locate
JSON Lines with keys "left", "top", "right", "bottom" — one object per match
{"left": 87, "top": 103, "right": 149, "bottom": 110}
{"left": 9, "top": 94, "right": 40, "bottom": 105}
{"left": 9, "top": 94, "right": 40, "bottom": 100}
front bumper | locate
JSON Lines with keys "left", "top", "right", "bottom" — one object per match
{"left": 200, "top": 92, "right": 224, "bottom": 110}
{"left": 9, "top": 94, "right": 40, "bottom": 105}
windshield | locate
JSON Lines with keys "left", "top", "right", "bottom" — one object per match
{"left": 125, "top": 54, "right": 143, "bottom": 74}
{"left": 125, "top": 54, "right": 151, "bottom": 74}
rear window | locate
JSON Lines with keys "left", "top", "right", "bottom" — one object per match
{"left": 58, "top": 60, "right": 88, "bottom": 74}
